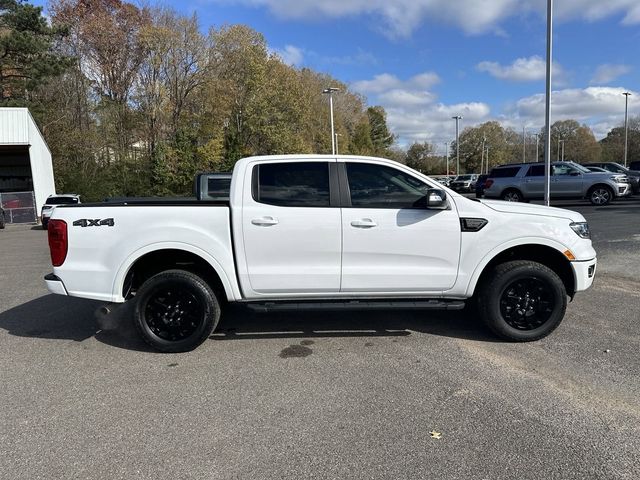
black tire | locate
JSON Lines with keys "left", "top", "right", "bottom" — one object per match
{"left": 477, "top": 260, "right": 567, "bottom": 341}
{"left": 133, "top": 269, "right": 220, "bottom": 353}
{"left": 587, "top": 185, "right": 613, "bottom": 206}
{"left": 501, "top": 189, "right": 523, "bottom": 202}
{"left": 42, "top": 220, "right": 48, "bottom": 230}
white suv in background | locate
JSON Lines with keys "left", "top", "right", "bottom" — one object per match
{"left": 41, "top": 194, "right": 81, "bottom": 229}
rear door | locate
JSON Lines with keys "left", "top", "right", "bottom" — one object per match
{"left": 522, "top": 164, "right": 545, "bottom": 198}
{"left": 340, "top": 161, "right": 461, "bottom": 293}
{"left": 241, "top": 160, "right": 342, "bottom": 295}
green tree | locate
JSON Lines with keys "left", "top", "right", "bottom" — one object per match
{"left": 405, "top": 141, "right": 439, "bottom": 173}
{"left": 367, "top": 106, "right": 394, "bottom": 155}
{"left": 0, "top": 0, "right": 70, "bottom": 103}
{"left": 547, "top": 120, "right": 601, "bottom": 164}
{"left": 599, "top": 116, "right": 640, "bottom": 164}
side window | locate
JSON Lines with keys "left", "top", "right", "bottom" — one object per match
{"left": 490, "top": 167, "right": 521, "bottom": 178}
{"left": 255, "top": 162, "right": 331, "bottom": 207}
{"left": 552, "top": 164, "right": 577, "bottom": 176}
{"left": 346, "top": 163, "right": 431, "bottom": 209}
{"left": 526, "top": 165, "right": 545, "bottom": 177}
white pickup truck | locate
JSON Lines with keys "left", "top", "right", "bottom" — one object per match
{"left": 45, "top": 155, "right": 597, "bottom": 352}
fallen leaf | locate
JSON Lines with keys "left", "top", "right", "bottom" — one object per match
{"left": 429, "top": 430, "right": 442, "bottom": 439}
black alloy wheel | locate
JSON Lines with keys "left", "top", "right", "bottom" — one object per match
{"left": 477, "top": 260, "right": 567, "bottom": 341}
{"left": 499, "top": 277, "right": 554, "bottom": 330}
{"left": 134, "top": 269, "right": 220, "bottom": 352}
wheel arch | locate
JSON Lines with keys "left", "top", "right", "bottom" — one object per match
{"left": 466, "top": 242, "right": 575, "bottom": 299}
{"left": 113, "top": 243, "right": 239, "bottom": 302}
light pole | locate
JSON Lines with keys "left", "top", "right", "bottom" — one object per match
{"left": 322, "top": 87, "right": 339, "bottom": 154}
{"left": 623, "top": 92, "right": 631, "bottom": 168}
{"left": 543, "top": 0, "right": 553, "bottom": 206}
{"left": 452, "top": 116, "right": 462, "bottom": 175}
{"left": 444, "top": 142, "right": 449, "bottom": 176}
{"left": 335, "top": 133, "right": 342, "bottom": 155}
{"left": 485, "top": 146, "right": 489, "bottom": 174}
{"left": 536, "top": 133, "right": 540, "bottom": 162}
{"left": 560, "top": 139, "right": 565, "bottom": 161}
{"left": 522, "top": 127, "right": 526, "bottom": 162}
{"left": 557, "top": 136, "right": 561, "bottom": 161}
{"left": 481, "top": 136, "right": 486, "bottom": 174}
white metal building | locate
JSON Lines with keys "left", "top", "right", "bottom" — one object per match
{"left": 0, "top": 108, "right": 55, "bottom": 223}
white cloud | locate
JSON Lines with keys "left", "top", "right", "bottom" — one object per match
{"left": 590, "top": 64, "right": 631, "bottom": 85}
{"left": 213, "top": 0, "right": 640, "bottom": 37}
{"left": 507, "top": 87, "right": 640, "bottom": 139}
{"left": 351, "top": 72, "right": 489, "bottom": 145}
{"left": 477, "top": 56, "right": 545, "bottom": 82}
{"left": 271, "top": 45, "right": 304, "bottom": 66}
{"left": 351, "top": 72, "right": 440, "bottom": 94}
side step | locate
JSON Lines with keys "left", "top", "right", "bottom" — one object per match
{"left": 245, "top": 299, "right": 466, "bottom": 313}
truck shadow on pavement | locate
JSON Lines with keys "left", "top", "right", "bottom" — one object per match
{"left": 0, "top": 295, "right": 498, "bottom": 353}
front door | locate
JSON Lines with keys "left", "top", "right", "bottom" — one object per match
{"left": 241, "top": 160, "right": 342, "bottom": 295}
{"left": 340, "top": 161, "right": 461, "bottom": 293}
{"left": 552, "top": 163, "right": 584, "bottom": 197}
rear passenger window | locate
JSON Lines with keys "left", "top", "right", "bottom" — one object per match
{"left": 254, "top": 162, "right": 331, "bottom": 207}
{"left": 526, "top": 165, "right": 545, "bottom": 177}
{"left": 489, "top": 167, "right": 521, "bottom": 178}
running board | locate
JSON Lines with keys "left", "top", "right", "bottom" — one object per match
{"left": 244, "top": 299, "right": 466, "bottom": 313}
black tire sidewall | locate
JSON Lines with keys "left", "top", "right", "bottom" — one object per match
{"left": 134, "top": 270, "right": 219, "bottom": 352}
{"left": 480, "top": 262, "right": 567, "bottom": 341}
{"left": 502, "top": 189, "right": 522, "bottom": 202}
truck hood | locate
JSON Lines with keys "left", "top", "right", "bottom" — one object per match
{"left": 480, "top": 199, "right": 585, "bottom": 222}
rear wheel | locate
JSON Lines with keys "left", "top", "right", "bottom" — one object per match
{"left": 501, "top": 189, "right": 523, "bottom": 202}
{"left": 133, "top": 269, "right": 220, "bottom": 352}
{"left": 588, "top": 185, "right": 613, "bottom": 206}
{"left": 477, "top": 260, "right": 567, "bottom": 341}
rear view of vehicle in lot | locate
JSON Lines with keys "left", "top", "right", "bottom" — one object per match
{"left": 45, "top": 155, "right": 597, "bottom": 352}
{"left": 41, "top": 194, "right": 80, "bottom": 229}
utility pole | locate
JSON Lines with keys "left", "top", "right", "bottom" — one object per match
{"left": 452, "top": 116, "right": 462, "bottom": 176}
{"left": 543, "top": 0, "right": 553, "bottom": 206}
{"left": 444, "top": 142, "right": 449, "bottom": 176}
{"left": 536, "top": 134, "right": 540, "bottom": 162}
{"left": 322, "top": 87, "right": 339, "bottom": 154}
{"left": 522, "top": 127, "right": 526, "bottom": 162}
{"left": 623, "top": 92, "right": 632, "bottom": 168}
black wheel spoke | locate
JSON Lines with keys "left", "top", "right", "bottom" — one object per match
{"left": 499, "top": 276, "right": 555, "bottom": 330}
{"left": 143, "top": 286, "right": 205, "bottom": 342}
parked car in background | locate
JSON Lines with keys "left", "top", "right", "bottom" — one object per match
{"left": 41, "top": 194, "right": 81, "bottom": 229}
{"left": 475, "top": 174, "right": 489, "bottom": 198}
{"left": 483, "top": 161, "right": 630, "bottom": 205}
{"left": 583, "top": 162, "right": 639, "bottom": 195}
{"left": 450, "top": 174, "right": 479, "bottom": 193}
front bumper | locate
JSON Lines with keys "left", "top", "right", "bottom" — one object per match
{"left": 571, "top": 258, "right": 597, "bottom": 293}
{"left": 45, "top": 273, "right": 68, "bottom": 296}
{"left": 616, "top": 183, "right": 631, "bottom": 197}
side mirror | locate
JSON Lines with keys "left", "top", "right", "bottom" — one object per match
{"left": 420, "top": 188, "right": 447, "bottom": 209}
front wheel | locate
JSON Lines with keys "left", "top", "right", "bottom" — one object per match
{"left": 477, "top": 260, "right": 567, "bottom": 341}
{"left": 588, "top": 185, "right": 613, "bottom": 206}
{"left": 501, "top": 189, "right": 523, "bottom": 202}
{"left": 133, "top": 269, "right": 220, "bottom": 352}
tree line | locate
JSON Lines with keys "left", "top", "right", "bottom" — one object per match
{"left": 1, "top": 0, "right": 637, "bottom": 199}
{"left": 1, "top": 0, "right": 394, "bottom": 200}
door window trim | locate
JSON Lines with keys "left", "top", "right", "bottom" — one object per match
{"left": 250, "top": 161, "right": 340, "bottom": 208}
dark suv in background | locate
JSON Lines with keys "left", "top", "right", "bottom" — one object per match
{"left": 583, "top": 162, "right": 639, "bottom": 194}
{"left": 483, "top": 161, "right": 630, "bottom": 205}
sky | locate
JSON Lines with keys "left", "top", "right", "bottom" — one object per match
{"left": 39, "top": 0, "right": 640, "bottom": 149}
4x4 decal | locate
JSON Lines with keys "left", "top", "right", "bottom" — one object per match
{"left": 73, "top": 218, "right": 115, "bottom": 227}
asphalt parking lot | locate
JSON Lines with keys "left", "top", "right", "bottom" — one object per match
{"left": 1, "top": 197, "right": 639, "bottom": 480}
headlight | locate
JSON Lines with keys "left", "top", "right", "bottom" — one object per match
{"left": 570, "top": 222, "right": 590, "bottom": 239}
{"left": 611, "top": 175, "right": 629, "bottom": 183}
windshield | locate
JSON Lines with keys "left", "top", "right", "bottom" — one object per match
{"left": 566, "top": 163, "right": 591, "bottom": 174}
{"left": 455, "top": 175, "right": 473, "bottom": 181}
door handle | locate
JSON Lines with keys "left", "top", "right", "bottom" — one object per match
{"left": 251, "top": 216, "right": 279, "bottom": 226}
{"left": 350, "top": 218, "right": 377, "bottom": 228}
